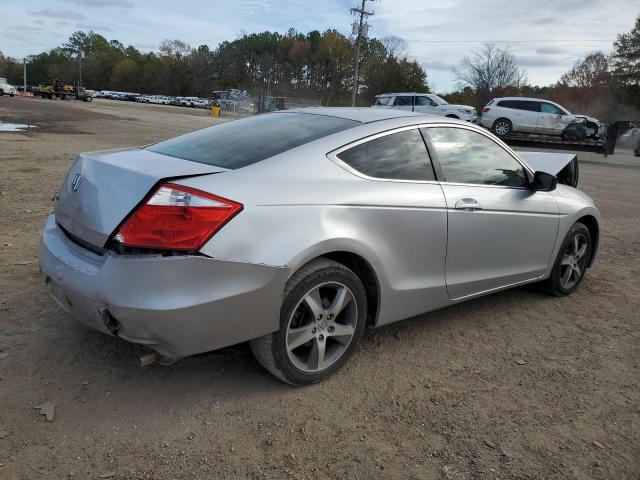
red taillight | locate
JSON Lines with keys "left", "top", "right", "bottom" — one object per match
{"left": 115, "top": 182, "right": 243, "bottom": 251}
{"left": 482, "top": 107, "right": 490, "bottom": 113}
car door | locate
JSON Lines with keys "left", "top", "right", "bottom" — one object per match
{"left": 538, "top": 102, "right": 573, "bottom": 135}
{"left": 422, "top": 125, "right": 559, "bottom": 299}
{"left": 512, "top": 100, "right": 540, "bottom": 133}
{"left": 414, "top": 95, "right": 438, "bottom": 115}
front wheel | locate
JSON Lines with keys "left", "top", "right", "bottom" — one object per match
{"left": 545, "top": 222, "right": 591, "bottom": 296}
{"left": 250, "top": 258, "right": 367, "bottom": 385}
{"left": 492, "top": 118, "right": 512, "bottom": 136}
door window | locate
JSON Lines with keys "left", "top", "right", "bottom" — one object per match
{"left": 540, "top": 102, "right": 566, "bottom": 115}
{"left": 415, "top": 96, "right": 431, "bottom": 106}
{"left": 374, "top": 96, "right": 393, "bottom": 106}
{"left": 513, "top": 101, "right": 540, "bottom": 112}
{"left": 423, "top": 127, "right": 528, "bottom": 187}
{"left": 336, "top": 129, "right": 435, "bottom": 181}
{"left": 393, "top": 96, "right": 414, "bottom": 106}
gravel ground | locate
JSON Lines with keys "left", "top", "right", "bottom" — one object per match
{"left": 0, "top": 96, "right": 638, "bottom": 479}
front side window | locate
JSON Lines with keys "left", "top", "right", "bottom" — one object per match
{"left": 337, "top": 129, "right": 435, "bottom": 181}
{"left": 540, "top": 102, "right": 566, "bottom": 115}
{"left": 394, "top": 96, "right": 414, "bottom": 106}
{"left": 424, "top": 127, "right": 528, "bottom": 187}
{"left": 415, "top": 96, "right": 431, "bottom": 106}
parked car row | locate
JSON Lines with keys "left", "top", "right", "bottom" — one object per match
{"left": 94, "top": 90, "right": 212, "bottom": 109}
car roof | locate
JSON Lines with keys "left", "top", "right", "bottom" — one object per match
{"left": 496, "top": 96, "right": 557, "bottom": 103}
{"left": 375, "top": 92, "right": 431, "bottom": 97}
{"left": 281, "top": 107, "right": 427, "bottom": 124}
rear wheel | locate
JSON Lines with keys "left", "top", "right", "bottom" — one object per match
{"left": 545, "top": 222, "right": 591, "bottom": 296}
{"left": 492, "top": 118, "right": 512, "bottom": 136}
{"left": 250, "top": 258, "right": 366, "bottom": 385}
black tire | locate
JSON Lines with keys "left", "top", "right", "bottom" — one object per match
{"left": 492, "top": 118, "right": 512, "bottom": 137}
{"left": 545, "top": 222, "right": 591, "bottom": 296}
{"left": 250, "top": 257, "right": 367, "bottom": 386}
{"left": 446, "top": 114, "right": 459, "bottom": 119}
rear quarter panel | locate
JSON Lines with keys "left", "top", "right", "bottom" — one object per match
{"left": 176, "top": 130, "right": 451, "bottom": 325}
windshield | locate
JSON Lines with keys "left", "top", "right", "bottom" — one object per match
{"left": 148, "top": 113, "right": 359, "bottom": 169}
{"left": 429, "top": 94, "right": 449, "bottom": 105}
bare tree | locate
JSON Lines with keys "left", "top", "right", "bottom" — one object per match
{"left": 560, "top": 51, "right": 612, "bottom": 90}
{"left": 381, "top": 35, "right": 409, "bottom": 59}
{"left": 454, "top": 43, "right": 526, "bottom": 106}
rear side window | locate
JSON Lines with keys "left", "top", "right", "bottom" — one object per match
{"left": 513, "top": 100, "right": 540, "bottom": 112}
{"left": 497, "top": 100, "right": 515, "bottom": 108}
{"left": 374, "top": 96, "right": 393, "bottom": 106}
{"left": 336, "top": 129, "right": 435, "bottom": 181}
{"left": 148, "top": 113, "right": 359, "bottom": 169}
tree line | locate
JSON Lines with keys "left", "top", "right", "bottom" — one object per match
{"left": 0, "top": 30, "right": 427, "bottom": 105}
{"left": 1, "top": 14, "right": 638, "bottom": 116}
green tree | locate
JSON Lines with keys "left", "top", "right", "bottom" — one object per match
{"left": 611, "top": 15, "right": 640, "bottom": 85}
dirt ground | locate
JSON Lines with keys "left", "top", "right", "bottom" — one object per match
{"left": 0, "top": 96, "right": 638, "bottom": 480}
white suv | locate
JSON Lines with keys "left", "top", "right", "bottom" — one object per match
{"left": 0, "top": 78, "right": 16, "bottom": 97}
{"left": 481, "top": 97, "right": 578, "bottom": 137}
{"left": 372, "top": 92, "right": 477, "bottom": 123}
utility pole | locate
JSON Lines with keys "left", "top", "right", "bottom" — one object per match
{"left": 23, "top": 58, "right": 27, "bottom": 93}
{"left": 350, "top": 0, "right": 374, "bottom": 107}
{"left": 78, "top": 50, "right": 84, "bottom": 88}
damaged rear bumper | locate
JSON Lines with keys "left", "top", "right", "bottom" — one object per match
{"left": 38, "top": 214, "right": 288, "bottom": 360}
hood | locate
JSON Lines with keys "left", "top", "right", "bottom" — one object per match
{"left": 518, "top": 151, "right": 579, "bottom": 187}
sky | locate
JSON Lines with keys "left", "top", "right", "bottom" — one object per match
{"left": 1, "top": 0, "right": 638, "bottom": 92}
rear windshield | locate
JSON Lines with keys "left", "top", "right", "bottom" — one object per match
{"left": 148, "top": 113, "right": 359, "bottom": 169}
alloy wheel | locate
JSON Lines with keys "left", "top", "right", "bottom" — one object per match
{"left": 560, "top": 233, "right": 588, "bottom": 289}
{"left": 495, "top": 121, "right": 510, "bottom": 136}
{"left": 285, "top": 281, "right": 358, "bottom": 373}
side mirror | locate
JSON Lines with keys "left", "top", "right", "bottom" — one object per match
{"left": 531, "top": 171, "right": 557, "bottom": 192}
{"left": 430, "top": 101, "right": 438, "bottom": 107}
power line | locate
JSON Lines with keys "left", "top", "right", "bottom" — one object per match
{"left": 407, "top": 39, "right": 615, "bottom": 43}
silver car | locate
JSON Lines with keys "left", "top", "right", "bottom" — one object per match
{"left": 39, "top": 108, "right": 601, "bottom": 385}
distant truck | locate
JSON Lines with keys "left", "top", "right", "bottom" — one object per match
{"left": 35, "top": 80, "right": 93, "bottom": 102}
{"left": 0, "top": 78, "right": 16, "bottom": 97}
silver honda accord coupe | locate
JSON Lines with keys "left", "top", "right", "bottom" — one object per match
{"left": 39, "top": 107, "right": 600, "bottom": 385}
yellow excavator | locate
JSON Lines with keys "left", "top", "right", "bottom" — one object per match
{"left": 35, "top": 80, "right": 92, "bottom": 102}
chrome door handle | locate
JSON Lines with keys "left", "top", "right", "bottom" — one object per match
{"left": 454, "top": 198, "right": 482, "bottom": 211}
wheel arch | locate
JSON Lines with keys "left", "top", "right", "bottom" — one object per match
{"left": 288, "top": 248, "right": 381, "bottom": 328}
{"left": 576, "top": 214, "right": 599, "bottom": 267}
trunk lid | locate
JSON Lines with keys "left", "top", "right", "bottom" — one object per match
{"left": 54, "top": 148, "right": 226, "bottom": 248}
